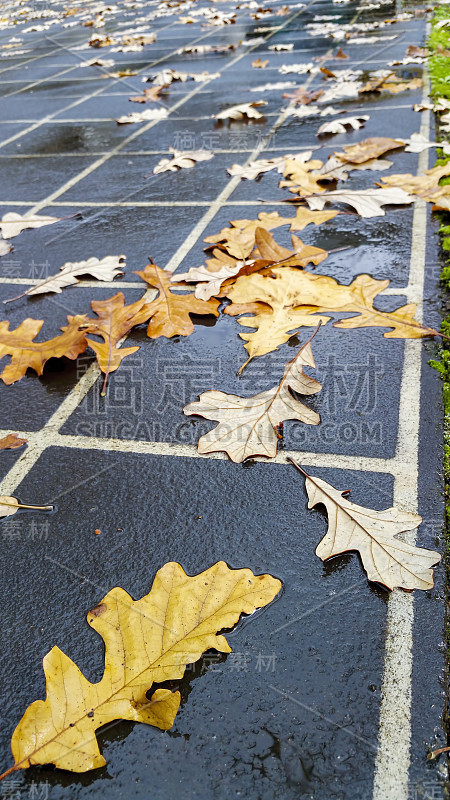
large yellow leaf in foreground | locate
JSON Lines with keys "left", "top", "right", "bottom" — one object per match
{"left": 5, "top": 562, "right": 281, "bottom": 777}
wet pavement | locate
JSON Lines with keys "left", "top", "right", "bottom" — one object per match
{"left": 0, "top": 0, "right": 447, "bottom": 799}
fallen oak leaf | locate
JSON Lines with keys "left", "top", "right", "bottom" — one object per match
{"left": 316, "top": 81, "right": 361, "bottom": 103}
{"left": 336, "top": 136, "right": 403, "bottom": 164}
{"left": 305, "top": 187, "right": 414, "bottom": 217}
{"left": 287, "top": 207, "right": 339, "bottom": 231}
{"left": 129, "top": 85, "right": 168, "bottom": 103}
{"left": 319, "top": 66, "right": 336, "bottom": 79}
{"left": 172, "top": 263, "right": 249, "bottom": 300}
{"left": 269, "top": 43, "right": 293, "bottom": 51}
{"left": 224, "top": 269, "right": 438, "bottom": 368}
{"left": 281, "top": 87, "right": 323, "bottom": 104}
{"left": 83, "top": 294, "right": 152, "bottom": 395}
{"left": 253, "top": 227, "right": 328, "bottom": 268}
{"left": 379, "top": 162, "right": 450, "bottom": 203}
{"left": 317, "top": 115, "right": 369, "bottom": 136}
{"left": 152, "top": 148, "right": 213, "bottom": 174}
{"left": 0, "top": 434, "right": 27, "bottom": 450}
{"left": 0, "top": 241, "right": 12, "bottom": 257}
{"left": 399, "top": 133, "right": 440, "bottom": 153}
{"left": 251, "top": 58, "right": 269, "bottom": 67}
{"left": 216, "top": 101, "right": 267, "bottom": 120}
{"left": 224, "top": 269, "right": 331, "bottom": 368}
{"left": 279, "top": 156, "right": 327, "bottom": 196}
{"left": 0, "top": 315, "right": 88, "bottom": 385}
{"left": 405, "top": 44, "right": 427, "bottom": 57}
{"left": 309, "top": 156, "right": 393, "bottom": 183}
{"left": 184, "top": 329, "right": 322, "bottom": 462}
{"left": 0, "top": 212, "right": 64, "bottom": 240}
{"left": 227, "top": 157, "right": 286, "bottom": 180}
{"left": 335, "top": 46, "right": 349, "bottom": 58}
{"left": 359, "top": 70, "right": 394, "bottom": 93}
{"left": 1, "top": 561, "right": 281, "bottom": 776}
{"left": 289, "top": 461, "right": 441, "bottom": 591}
{"left": 115, "top": 108, "right": 168, "bottom": 124}
{"left": 4, "top": 255, "right": 125, "bottom": 303}
{"left": 135, "top": 264, "right": 220, "bottom": 338}
{"left": 380, "top": 77, "right": 423, "bottom": 94}
{"left": 204, "top": 212, "right": 292, "bottom": 259}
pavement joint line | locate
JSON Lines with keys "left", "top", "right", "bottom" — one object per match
{"left": 0, "top": 277, "right": 418, "bottom": 298}
{"left": 371, "top": 64, "right": 431, "bottom": 800}
{"left": 0, "top": 102, "right": 418, "bottom": 124}
{"left": 24, "top": 2, "right": 321, "bottom": 217}
{"left": 0, "top": 426, "right": 411, "bottom": 475}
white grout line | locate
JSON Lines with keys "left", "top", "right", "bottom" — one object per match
{"left": 371, "top": 67, "right": 431, "bottom": 800}
{"left": 0, "top": 426, "right": 411, "bottom": 475}
{"left": 0, "top": 102, "right": 419, "bottom": 125}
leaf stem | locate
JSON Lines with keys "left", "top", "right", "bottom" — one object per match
{"left": 287, "top": 457, "right": 310, "bottom": 478}
{"left": 427, "top": 745, "right": 450, "bottom": 760}
{"left": 0, "top": 500, "right": 53, "bottom": 511}
{"left": 0, "top": 764, "right": 19, "bottom": 781}
{"left": 3, "top": 289, "right": 29, "bottom": 304}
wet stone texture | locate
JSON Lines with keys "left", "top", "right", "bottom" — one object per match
{"left": 0, "top": 0, "right": 446, "bottom": 799}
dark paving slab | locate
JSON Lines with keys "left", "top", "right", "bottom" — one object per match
{"left": 0, "top": 448, "right": 392, "bottom": 800}
{"left": 0, "top": 155, "right": 98, "bottom": 203}
{"left": 0, "top": 121, "right": 132, "bottom": 156}
{"left": 60, "top": 153, "right": 234, "bottom": 204}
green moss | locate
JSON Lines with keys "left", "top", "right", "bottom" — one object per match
{"left": 429, "top": 5, "right": 450, "bottom": 99}
{"left": 428, "top": 10, "right": 450, "bottom": 557}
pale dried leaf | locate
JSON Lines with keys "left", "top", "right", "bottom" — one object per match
{"left": 305, "top": 187, "right": 414, "bottom": 217}
{"left": 269, "top": 43, "right": 294, "bottom": 51}
{"left": 0, "top": 213, "right": 63, "bottom": 240}
{"left": 153, "top": 148, "right": 213, "bottom": 174}
{"left": 116, "top": 108, "right": 168, "bottom": 124}
{"left": 6, "top": 256, "right": 125, "bottom": 301}
{"left": 317, "top": 114, "right": 369, "bottom": 135}
{"left": 184, "top": 333, "right": 321, "bottom": 461}
{"left": 216, "top": 101, "right": 267, "bottom": 120}
{"left": 172, "top": 264, "right": 246, "bottom": 300}
{"left": 300, "top": 470, "right": 440, "bottom": 590}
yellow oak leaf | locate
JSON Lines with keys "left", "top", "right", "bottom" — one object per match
{"left": 3, "top": 562, "right": 281, "bottom": 776}
{"left": 224, "top": 269, "right": 438, "bottom": 369}
{"left": 0, "top": 315, "right": 88, "bottom": 385}
{"left": 135, "top": 264, "right": 220, "bottom": 337}
{"left": 83, "top": 293, "right": 152, "bottom": 395}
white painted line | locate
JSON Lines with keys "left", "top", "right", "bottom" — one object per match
{"left": 372, "top": 68, "right": 431, "bottom": 800}
{"left": 0, "top": 426, "right": 408, "bottom": 474}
